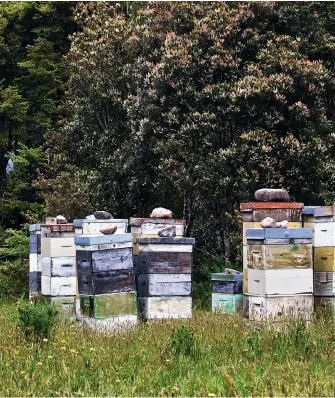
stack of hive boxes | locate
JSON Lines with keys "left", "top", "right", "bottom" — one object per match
{"left": 135, "top": 236, "right": 195, "bottom": 319}
{"left": 241, "top": 202, "right": 304, "bottom": 295}
{"left": 29, "top": 224, "right": 41, "bottom": 299}
{"left": 41, "top": 223, "right": 77, "bottom": 315}
{"left": 130, "top": 218, "right": 186, "bottom": 268}
{"left": 75, "top": 233, "right": 137, "bottom": 329}
{"left": 211, "top": 271, "right": 243, "bottom": 314}
{"left": 244, "top": 227, "right": 313, "bottom": 321}
{"left": 303, "top": 205, "right": 335, "bottom": 311}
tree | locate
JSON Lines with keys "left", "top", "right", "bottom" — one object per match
{"left": 0, "top": 2, "right": 76, "bottom": 228}
{"left": 46, "top": 2, "right": 335, "bottom": 268}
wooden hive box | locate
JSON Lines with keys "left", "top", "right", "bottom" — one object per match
{"left": 138, "top": 296, "right": 192, "bottom": 320}
{"left": 130, "top": 218, "right": 186, "bottom": 257}
{"left": 240, "top": 202, "right": 303, "bottom": 223}
{"left": 313, "top": 223, "right": 335, "bottom": 248}
{"left": 212, "top": 293, "right": 243, "bottom": 313}
{"left": 73, "top": 219, "right": 128, "bottom": 235}
{"left": 42, "top": 256, "right": 76, "bottom": 277}
{"left": 242, "top": 222, "right": 301, "bottom": 245}
{"left": 80, "top": 292, "right": 137, "bottom": 319}
{"left": 211, "top": 273, "right": 243, "bottom": 295}
{"left": 75, "top": 234, "right": 135, "bottom": 296}
{"left": 248, "top": 268, "right": 313, "bottom": 296}
{"left": 314, "top": 272, "right": 335, "bottom": 296}
{"left": 136, "top": 237, "right": 195, "bottom": 320}
{"left": 314, "top": 247, "right": 335, "bottom": 271}
{"left": 246, "top": 228, "right": 313, "bottom": 270}
{"left": 40, "top": 224, "right": 75, "bottom": 258}
{"left": 303, "top": 205, "right": 335, "bottom": 224}
{"left": 41, "top": 275, "right": 77, "bottom": 296}
{"left": 29, "top": 224, "right": 42, "bottom": 298}
{"left": 243, "top": 294, "right": 313, "bottom": 322}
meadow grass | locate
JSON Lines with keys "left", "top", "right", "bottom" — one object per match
{"left": 1, "top": 300, "right": 335, "bottom": 396}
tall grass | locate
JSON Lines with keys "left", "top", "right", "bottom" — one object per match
{"left": 1, "top": 301, "right": 335, "bottom": 396}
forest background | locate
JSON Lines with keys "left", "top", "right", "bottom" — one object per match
{"left": 0, "top": 1, "right": 334, "bottom": 306}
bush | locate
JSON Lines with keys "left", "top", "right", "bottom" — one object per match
{"left": 17, "top": 299, "right": 59, "bottom": 340}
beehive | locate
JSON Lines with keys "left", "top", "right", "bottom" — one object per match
{"left": 211, "top": 273, "right": 243, "bottom": 313}
{"left": 75, "top": 233, "right": 137, "bottom": 327}
{"left": 136, "top": 237, "right": 194, "bottom": 319}
{"left": 29, "top": 224, "right": 41, "bottom": 299}
{"left": 40, "top": 224, "right": 76, "bottom": 312}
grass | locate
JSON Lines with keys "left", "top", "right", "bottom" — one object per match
{"left": 1, "top": 301, "right": 335, "bottom": 396}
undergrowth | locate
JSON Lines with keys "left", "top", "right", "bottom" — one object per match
{"left": 0, "top": 302, "right": 335, "bottom": 396}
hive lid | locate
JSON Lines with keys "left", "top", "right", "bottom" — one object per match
{"left": 246, "top": 228, "right": 312, "bottom": 239}
{"left": 302, "top": 206, "right": 334, "bottom": 217}
{"left": 240, "top": 202, "right": 304, "bottom": 211}
{"left": 136, "top": 237, "right": 195, "bottom": 245}
{"left": 40, "top": 224, "right": 75, "bottom": 232}
{"left": 211, "top": 273, "right": 243, "bottom": 281}
{"left": 75, "top": 233, "right": 133, "bottom": 246}
{"left": 73, "top": 219, "right": 128, "bottom": 228}
{"left": 29, "top": 224, "right": 41, "bottom": 232}
{"left": 129, "top": 218, "right": 186, "bottom": 226}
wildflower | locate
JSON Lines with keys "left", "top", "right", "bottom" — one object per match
{"left": 89, "top": 348, "right": 95, "bottom": 351}
{"left": 37, "top": 362, "right": 43, "bottom": 366}
{"left": 43, "top": 338, "right": 48, "bottom": 343}
{"left": 116, "top": 379, "right": 121, "bottom": 383}
{"left": 20, "top": 371, "right": 26, "bottom": 374}
{"left": 61, "top": 340, "right": 66, "bottom": 344}
{"left": 61, "top": 346, "right": 66, "bottom": 351}
{"left": 165, "top": 359, "right": 171, "bottom": 363}
{"left": 48, "top": 355, "right": 53, "bottom": 359}
{"left": 122, "top": 337, "right": 126, "bottom": 340}
{"left": 208, "top": 394, "right": 216, "bottom": 397}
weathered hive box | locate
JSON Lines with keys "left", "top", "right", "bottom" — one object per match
{"left": 242, "top": 222, "right": 301, "bottom": 245}
{"left": 130, "top": 218, "right": 186, "bottom": 256}
{"left": 243, "top": 294, "right": 313, "bottom": 322}
{"left": 314, "top": 247, "right": 335, "bottom": 271}
{"left": 314, "top": 272, "right": 335, "bottom": 296}
{"left": 240, "top": 202, "right": 303, "bottom": 223}
{"left": 40, "top": 224, "right": 76, "bottom": 310}
{"left": 80, "top": 292, "right": 137, "bottom": 319}
{"left": 73, "top": 219, "right": 128, "bottom": 235}
{"left": 303, "top": 205, "right": 335, "bottom": 224}
{"left": 212, "top": 293, "right": 243, "bottom": 313}
{"left": 136, "top": 237, "right": 195, "bottom": 319}
{"left": 138, "top": 296, "right": 192, "bottom": 319}
{"left": 75, "top": 234, "right": 134, "bottom": 296}
{"left": 247, "top": 268, "right": 313, "bottom": 296}
{"left": 29, "top": 224, "right": 41, "bottom": 299}
{"left": 243, "top": 246, "right": 248, "bottom": 294}
{"left": 211, "top": 273, "right": 243, "bottom": 294}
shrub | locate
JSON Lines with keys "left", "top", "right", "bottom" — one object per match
{"left": 17, "top": 299, "right": 59, "bottom": 340}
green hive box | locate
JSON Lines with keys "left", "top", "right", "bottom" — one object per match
{"left": 80, "top": 292, "right": 137, "bottom": 319}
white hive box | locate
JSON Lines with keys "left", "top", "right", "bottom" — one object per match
{"left": 247, "top": 268, "right": 313, "bottom": 296}
{"left": 42, "top": 256, "right": 76, "bottom": 277}
{"left": 138, "top": 296, "right": 192, "bottom": 319}
{"left": 41, "top": 275, "right": 76, "bottom": 296}
{"left": 313, "top": 223, "right": 335, "bottom": 248}
{"left": 40, "top": 224, "right": 75, "bottom": 257}
{"left": 244, "top": 294, "right": 313, "bottom": 322}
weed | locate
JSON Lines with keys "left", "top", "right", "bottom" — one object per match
{"left": 17, "top": 298, "right": 59, "bottom": 340}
